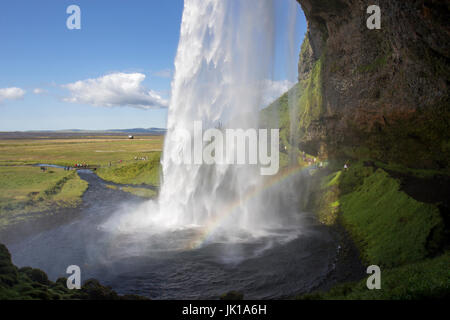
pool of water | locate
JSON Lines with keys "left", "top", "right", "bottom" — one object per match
{"left": 5, "top": 170, "right": 364, "bottom": 299}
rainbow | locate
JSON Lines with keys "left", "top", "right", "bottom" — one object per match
{"left": 187, "top": 164, "right": 315, "bottom": 249}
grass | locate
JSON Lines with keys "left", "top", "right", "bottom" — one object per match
{"left": 0, "top": 135, "right": 163, "bottom": 167}
{"left": 121, "top": 186, "right": 157, "bottom": 198}
{"left": 314, "top": 162, "right": 444, "bottom": 267}
{"left": 301, "top": 160, "right": 448, "bottom": 299}
{"left": 96, "top": 151, "right": 161, "bottom": 186}
{"left": 0, "top": 135, "right": 163, "bottom": 230}
{"left": 0, "top": 167, "right": 88, "bottom": 230}
{"left": 339, "top": 168, "right": 442, "bottom": 267}
{"left": 106, "top": 184, "right": 157, "bottom": 199}
{"left": 300, "top": 252, "right": 449, "bottom": 300}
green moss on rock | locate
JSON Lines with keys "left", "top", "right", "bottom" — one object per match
{"left": 299, "top": 252, "right": 450, "bottom": 300}
{"left": 260, "top": 34, "right": 325, "bottom": 160}
{"left": 339, "top": 168, "right": 442, "bottom": 267}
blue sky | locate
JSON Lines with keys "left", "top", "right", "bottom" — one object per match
{"left": 0, "top": 0, "right": 306, "bottom": 131}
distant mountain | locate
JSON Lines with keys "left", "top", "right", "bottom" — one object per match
{"left": 17, "top": 128, "right": 167, "bottom": 134}
{"left": 108, "top": 128, "right": 167, "bottom": 134}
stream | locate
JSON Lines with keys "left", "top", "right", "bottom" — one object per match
{"left": 4, "top": 169, "right": 364, "bottom": 299}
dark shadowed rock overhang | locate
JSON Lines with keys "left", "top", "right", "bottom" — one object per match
{"left": 295, "top": 0, "right": 449, "bottom": 169}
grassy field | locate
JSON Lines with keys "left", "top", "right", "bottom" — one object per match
{"left": 96, "top": 151, "right": 161, "bottom": 186}
{"left": 0, "top": 135, "right": 163, "bottom": 167}
{"left": 0, "top": 166, "right": 88, "bottom": 230}
{"left": 0, "top": 134, "right": 163, "bottom": 229}
{"left": 106, "top": 184, "right": 157, "bottom": 198}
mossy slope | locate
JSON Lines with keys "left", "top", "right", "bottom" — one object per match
{"left": 300, "top": 161, "right": 448, "bottom": 299}
{"left": 339, "top": 167, "right": 442, "bottom": 267}
{"left": 301, "top": 252, "right": 449, "bottom": 300}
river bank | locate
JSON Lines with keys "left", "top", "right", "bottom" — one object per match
{"left": 0, "top": 166, "right": 88, "bottom": 238}
{"left": 0, "top": 161, "right": 160, "bottom": 241}
{"left": 0, "top": 166, "right": 157, "bottom": 244}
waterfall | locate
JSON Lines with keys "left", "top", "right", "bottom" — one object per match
{"left": 104, "top": 0, "right": 303, "bottom": 246}
{"left": 156, "top": 0, "right": 275, "bottom": 230}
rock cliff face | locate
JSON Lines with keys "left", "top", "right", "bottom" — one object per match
{"left": 295, "top": 0, "right": 449, "bottom": 169}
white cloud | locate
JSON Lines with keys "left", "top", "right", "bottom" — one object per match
{"left": 153, "top": 69, "right": 173, "bottom": 78}
{"left": 0, "top": 87, "right": 26, "bottom": 102}
{"left": 62, "top": 73, "right": 169, "bottom": 109}
{"left": 33, "top": 88, "right": 47, "bottom": 94}
{"left": 261, "top": 79, "right": 295, "bottom": 108}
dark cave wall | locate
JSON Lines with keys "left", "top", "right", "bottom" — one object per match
{"left": 295, "top": 0, "right": 449, "bottom": 169}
